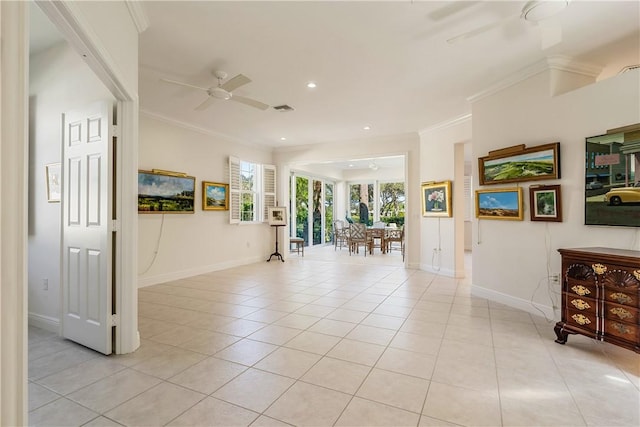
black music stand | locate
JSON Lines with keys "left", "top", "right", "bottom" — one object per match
{"left": 267, "top": 225, "right": 285, "bottom": 262}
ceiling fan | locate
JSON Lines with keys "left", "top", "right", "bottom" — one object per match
{"left": 161, "top": 70, "right": 269, "bottom": 111}
{"left": 447, "top": 0, "right": 569, "bottom": 49}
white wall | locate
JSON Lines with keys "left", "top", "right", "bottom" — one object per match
{"left": 419, "top": 118, "right": 472, "bottom": 276}
{"left": 471, "top": 68, "right": 640, "bottom": 318}
{"left": 274, "top": 132, "right": 420, "bottom": 266}
{"left": 138, "top": 115, "right": 275, "bottom": 286}
{"left": 28, "top": 41, "right": 114, "bottom": 330}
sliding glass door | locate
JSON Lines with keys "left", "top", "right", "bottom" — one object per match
{"left": 291, "top": 173, "right": 335, "bottom": 247}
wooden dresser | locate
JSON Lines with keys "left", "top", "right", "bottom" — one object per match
{"left": 555, "top": 247, "right": 640, "bottom": 353}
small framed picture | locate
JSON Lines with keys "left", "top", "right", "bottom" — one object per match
{"left": 45, "top": 163, "right": 61, "bottom": 203}
{"left": 529, "top": 184, "right": 562, "bottom": 222}
{"left": 476, "top": 187, "right": 524, "bottom": 221}
{"left": 421, "top": 181, "right": 452, "bottom": 217}
{"left": 268, "top": 206, "right": 287, "bottom": 226}
{"left": 202, "top": 181, "right": 229, "bottom": 211}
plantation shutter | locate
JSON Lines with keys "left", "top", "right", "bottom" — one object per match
{"left": 229, "top": 156, "right": 241, "bottom": 224}
{"left": 263, "top": 164, "right": 276, "bottom": 221}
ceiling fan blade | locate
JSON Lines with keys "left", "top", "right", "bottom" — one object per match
{"left": 428, "top": 1, "right": 480, "bottom": 21}
{"left": 220, "top": 74, "right": 251, "bottom": 92}
{"left": 161, "top": 78, "right": 208, "bottom": 92}
{"left": 195, "top": 96, "right": 216, "bottom": 111}
{"left": 446, "top": 14, "right": 517, "bottom": 44}
{"left": 230, "top": 95, "right": 269, "bottom": 111}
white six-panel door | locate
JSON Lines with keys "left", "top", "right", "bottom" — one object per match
{"left": 61, "top": 101, "right": 113, "bottom": 355}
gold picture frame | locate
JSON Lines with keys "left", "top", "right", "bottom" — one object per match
{"left": 476, "top": 187, "right": 524, "bottom": 220}
{"left": 202, "top": 181, "right": 229, "bottom": 211}
{"left": 421, "top": 181, "right": 452, "bottom": 217}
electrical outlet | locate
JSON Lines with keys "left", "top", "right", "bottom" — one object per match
{"left": 550, "top": 273, "right": 560, "bottom": 283}
{"left": 43, "top": 278, "right": 48, "bottom": 291}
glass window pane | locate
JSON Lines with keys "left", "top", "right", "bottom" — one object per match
{"left": 296, "top": 176, "right": 309, "bottom": 244}
{"left": 312, "top": 180, "right": 322, "bottom": 245}
{"left": 379, "top": 182, "right": 405, "bottom": 226}
{"left": 241, "top": 193, "right": 254, "bottom": 221}
{"left": 325, "top": 183, "right": 334, "bottom": 243}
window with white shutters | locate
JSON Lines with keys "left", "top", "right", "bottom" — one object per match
{"left": 228, "top": 156, "right": 276, "bottom": 224}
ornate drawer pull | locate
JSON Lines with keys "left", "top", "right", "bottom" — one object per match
{"left": 571, "top": 285, "right": 591, "bottom": 296}
{"left": 610, "top": 307, "right": 633, "bottom": 320}
{"left": 610, "top": 292, "right": 633, "bottom": 304}
{"left": 592, "top": 264, "right": 607, "bottom": 275}
{"left": 634, "top": 270, "right": 640, "bottom": 281}
{"left": 571, "top": 314, "right": 591, "bottom": 325}
{"left": 611, "top": 322, "right": 632, "bottom": 335}
{"left": 570, "top": 299, "right": 591, "bottom": 310}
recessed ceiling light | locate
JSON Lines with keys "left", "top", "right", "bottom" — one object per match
{"left": 348, "top": 164, "right": 354, "bottom": 168}
{"left": 306, "top": 82, "right": 317, "bottom": 88}
{"left": 280, "top": 137, "right": 287, "bottom": 141}
{"left": 363, "top": 125, "right": 371, "bottom": 130}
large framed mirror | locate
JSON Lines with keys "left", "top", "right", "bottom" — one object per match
{"left": 585, "top": 124, "right": 640, "bottom": 227}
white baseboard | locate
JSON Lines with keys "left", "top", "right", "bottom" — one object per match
{"left": 138, "top": 255, "right": 266, "bottom": 288}
{"left": 420, "top": 263, "right": 456, "bottom": 277}
{"left": 28, "top": 312, "right": 60, "bottom": 333}
{"left": 471, "top": 284, "right": 557, "bottom": 320}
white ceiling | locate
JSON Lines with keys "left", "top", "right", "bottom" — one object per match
{"left": 138, "top": 0, "right": 639, "bottom": 150}
{"left": 31, "top": 1, "right": 640, "bottom": 171}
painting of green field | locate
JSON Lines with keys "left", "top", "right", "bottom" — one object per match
{"left": 138, "top": 171, "right": 195, "bottom": 213}
{"left": 483, "top": 148, "right": 556, "bottom": 183}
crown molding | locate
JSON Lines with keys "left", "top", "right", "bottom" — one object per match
{"left": 140, "top": 109, "right": 269, "bottom": 151}
{"left": 467, "top": 55, "right": 603, "bottom": 104}
{"left": 419, "top": 114, "right": 472, "bottom": 136}
{"left": 125, "top": 0, "right": 149, "bottom": 34}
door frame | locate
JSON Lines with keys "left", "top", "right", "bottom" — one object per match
{"left": 0, "top": 2, "right": 139, "bottom": 423}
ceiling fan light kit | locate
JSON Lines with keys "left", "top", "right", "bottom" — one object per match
{"left": 447, "top": 0, "right": 569, "bottom": 47}
{"left": 161, "top": 70, "right": 269, "bottom": 111}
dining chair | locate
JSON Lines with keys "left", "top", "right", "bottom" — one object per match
{"left": 348, "top": 222, "right": 371, "bottom": 256}
{"left": 333, "top": 220, "right": 348, "bottom": 251}
{"left": 385, "top": 225, "right": 404, "bottom": 261}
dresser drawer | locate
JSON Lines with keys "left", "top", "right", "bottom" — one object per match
{"left": 564, "top": 293, "right": 597, "bottom": 315}
{"left": 604, "top": 301, "right": 639, "bottom": 324}
{"left": 565, "top": 280, "right": 597, "bottom": 299}
{"left": 603, "top": 287, "right": 639, "bottom": 307}
{"left": 565, "top": 308, "right": 598, "bottom": 333}
{"left": 605, "top": 320, "right": 639, "bottom": 343}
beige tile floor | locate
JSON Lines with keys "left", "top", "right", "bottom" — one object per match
{"left": 28, "top": 247, "right": 640, "bottom": 426}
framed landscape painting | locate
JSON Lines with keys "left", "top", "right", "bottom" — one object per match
{"left": 421, "top": 181, "right": 452, "bottom": 217}
{"left": 138, "top": 170, "right": 195, "bottom": 213}
{"left": 478, "top": 142, "right": 560, "bottom": 185}
{"left": 530, "top": 184, "right": 562, "bottom": 222}
{"left": 202, "top": 181, "right": 229, "bottom": 211}
{"left": 476, "top": 187, "right": 523, "bottom": 220}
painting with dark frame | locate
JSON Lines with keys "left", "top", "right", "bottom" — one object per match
{"left": 268, "top": 206, "right": 287, "bottom": 226}
{"left": 478, "top": 142, "right": 560, "bottom": 185}
{"left": 530, "top": 185, "right": 562, "bottom": 222}
{"left": 476, "top": 187, "right": 523, "bottom": 220}
{"left": 585, "top": 128, "right": 639, "bottom": 227}
{"left": 138, "top": 170, "right": 195, "bottom": 213}
{"left": 202, "top": 181, "right": 229, "bottom": 211}
{"left": 421, "top": 181, "right": 452, "bottom": 217}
